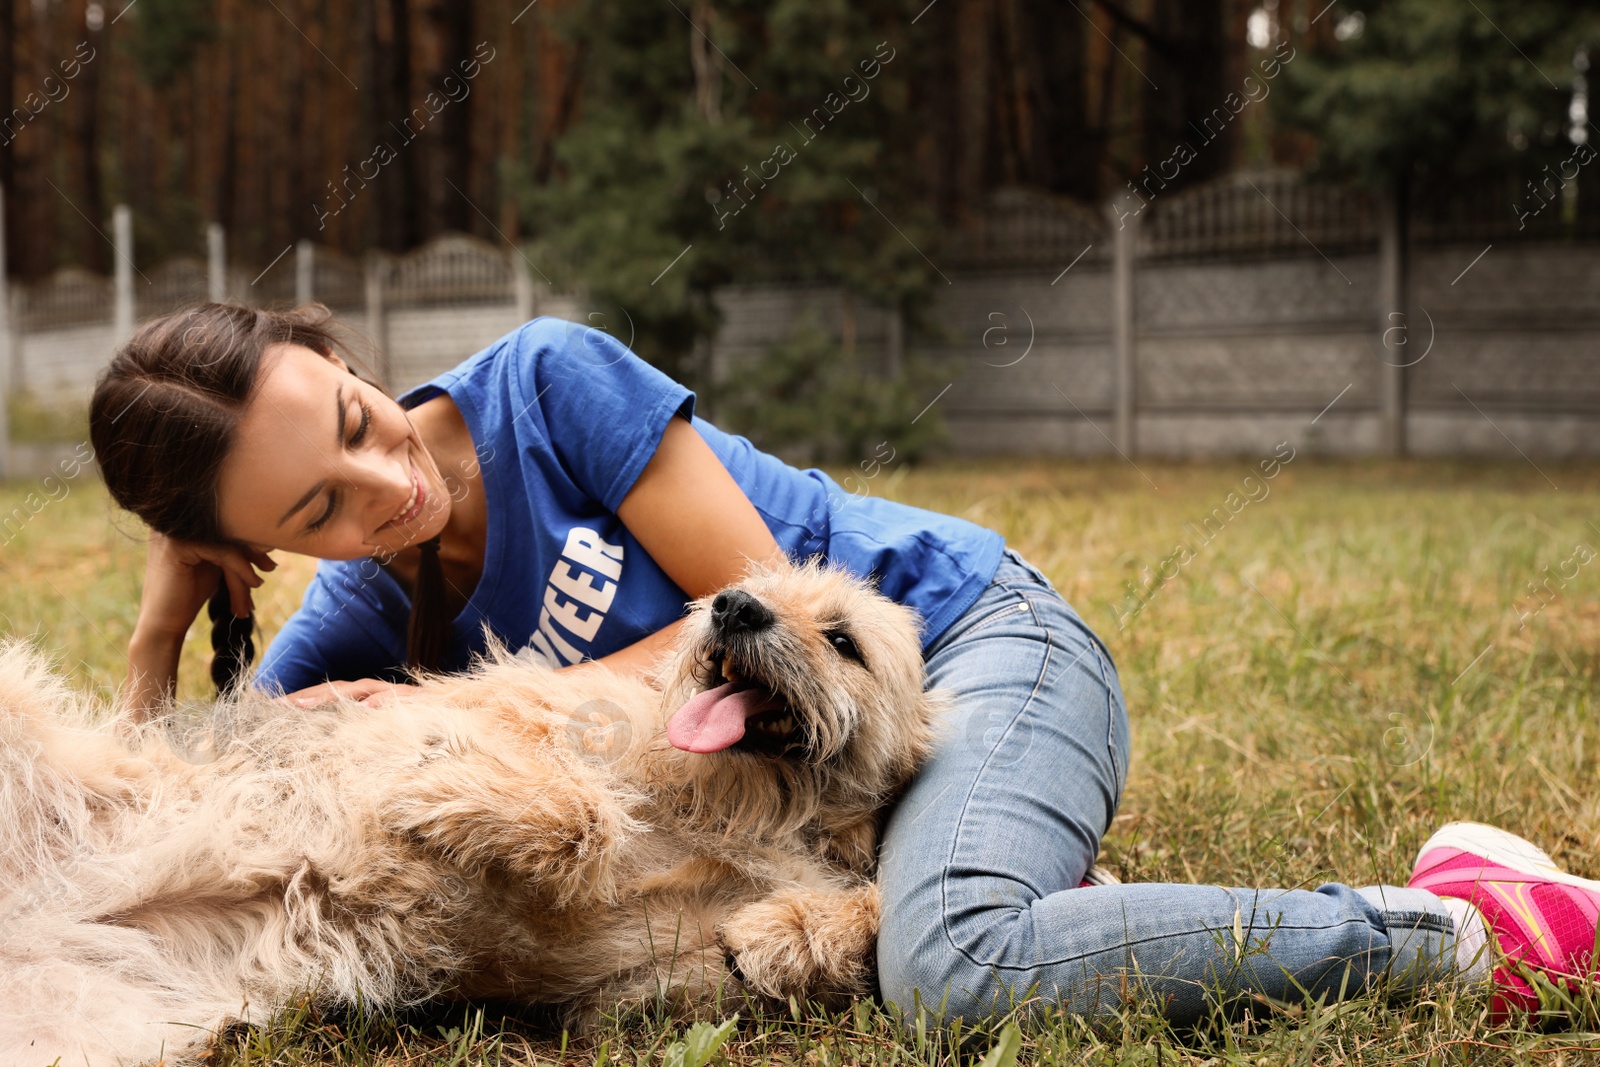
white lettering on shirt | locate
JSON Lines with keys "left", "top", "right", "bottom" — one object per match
{"left": 527, "top": 526, "right": 624, "bottom": 664}
{"left": 545, "top": 585, "right": 604, "bottom": 642}
{"left": 550, "top": 560, "right": 617, "bottom": 612}
{"left": 562, "top": 527, "right": 624, "bottom": 580}
{"left": 536, "top": 606, "right": 585, "bottom": 663}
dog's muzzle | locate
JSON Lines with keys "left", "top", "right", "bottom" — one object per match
{"left": 666, "top": 591, "right": 804, "bottom": 756}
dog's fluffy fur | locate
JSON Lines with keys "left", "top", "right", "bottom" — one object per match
{"left": 0, "top": 561, "right": 943, "bottom": 1066}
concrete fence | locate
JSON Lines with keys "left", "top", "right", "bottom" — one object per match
{"left": 713, "top": 172, "right": 1600, "bottom": 461}
{"left": 2, "top": 169, "right": 1598, "bottom": 479}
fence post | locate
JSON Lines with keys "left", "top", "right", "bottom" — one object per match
{"left": 207, "top": 223, "right": 227, "bottom": 303}
{"left": 295, "top": 239, "right": 314, "bottom": 306}
{"left": 112, "top": 204, "right": 134, "bottom": 345}
{"left": 0, "top": 182, "right": 10, "bottom": 481}
{"left": 1110, "top": 203, "right": 1139, "bottom": 457}
{"left": 511, "top": 245, "right": 535, "bottom": 324}
{"left": 1376, "top": 186, "right": 1409, "bottom": 457}
{"left": 364, "top": 251, "right": 390, "bottom": 387}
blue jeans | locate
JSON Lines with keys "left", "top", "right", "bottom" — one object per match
{"left": 876, "top": 547, "right": 1460, "bottom": 1025}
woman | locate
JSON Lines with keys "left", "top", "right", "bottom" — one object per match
{"left": 91, "top": 302, "right": 1599, "bottom": 1029}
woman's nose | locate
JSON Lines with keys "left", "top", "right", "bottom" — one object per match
{"left": 343, "top": 450, "right": 411, "bottom": 519}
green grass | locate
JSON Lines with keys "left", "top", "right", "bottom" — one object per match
{"left": 3, "top": 458, "right": 1600, "bottom": 1065}
{"left": 6, "top": 388, "right": 91, "bottom": 443}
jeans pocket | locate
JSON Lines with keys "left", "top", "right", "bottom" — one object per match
{"left": 962, "top": 598, "right": 1032, "bottom": 637}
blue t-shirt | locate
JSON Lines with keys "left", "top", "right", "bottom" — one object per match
{"left": 253, "top": 317, "right": 1005, "bottom": 693}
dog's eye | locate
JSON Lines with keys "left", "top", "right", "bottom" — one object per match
{"left": 826, "top": 630, "right": 863, "bottom": 664}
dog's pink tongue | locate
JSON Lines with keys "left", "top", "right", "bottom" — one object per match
{"left": 667, "top": 681, "right": 771, "bottom": 753}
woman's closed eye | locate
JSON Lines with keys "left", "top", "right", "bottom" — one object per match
{"left": 306, "top": 491, "right": 340, "bottom": 533}
{"left": 350, "top": 400, "right": 373, "bottom": 446}
{"left": 304, "top": 400, "right": 374, "bottom": 534}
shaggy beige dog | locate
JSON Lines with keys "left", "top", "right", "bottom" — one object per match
{"left": 0, "top": 561, "right": 944, "bottom": 1066}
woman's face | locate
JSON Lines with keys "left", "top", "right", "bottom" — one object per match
{"left": 215, "top": 343, "right": 451, "bottom": 561}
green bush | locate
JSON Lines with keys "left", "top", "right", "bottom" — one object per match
{"left": 713, "top": 313, "right": 951, "bottom": 467}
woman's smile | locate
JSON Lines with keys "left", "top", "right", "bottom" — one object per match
{"left": 396, "top": 467, "right": 422, "bottom": 525}
{"left": 378, "top": 462, "right": 425, "bottom": 533}
{"left": 365, "top": 435, "right": 453, "bottom": 554}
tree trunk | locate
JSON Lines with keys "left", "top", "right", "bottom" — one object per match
{"left": 954, "top": 0, "right": 992, "bottom": 225}
{"left": 532, "top": 31, "right": 588, "bottom": 186}
{"left": 215, "top": 8, "right": 239, "bottom": 243}
{"left": 76, "top": 1, "right": 106, "bottom": 272}
{"left": 356, "top": 0, "right": 383, "bottom": 249}
{"left": 388, "top": 0, "right": 420, "bottom": 249}
{"left": 1140, "top": 0, "right": 1229, "bottom": 189}
{"left": 498, "top": 9, "right": 524, "bottom": 245}
{"left": 428, "top": 0, "right": 474, "bottom": 235}
{"left": 689, "top": 0, "right": 722, "bottom": 123}
{"left": 0, "top": 0, "right": 15, "bottom": 275}
{"left": 283, "top": 9, "right": 308, "bottom": 244}
{"left": 910, "top": 4, "right": 961, "bottom": 218}
{"left": 1017, "top": 0, "right": 1092, "bottom": 199}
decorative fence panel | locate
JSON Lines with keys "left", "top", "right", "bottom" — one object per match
{"left": 4, "top": 168, "right": 1600, "bottom": 479}
{"left": 1139, "top": 169, "right": 1378, "bottom": 262}
{"left": 136, "top": 258, "right": 210, "bottom": 320}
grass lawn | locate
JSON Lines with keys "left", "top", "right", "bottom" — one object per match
{"left": 2, "top": 457, "right": 1599, "bottom": 1065}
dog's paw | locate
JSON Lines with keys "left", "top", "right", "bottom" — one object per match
{"left": 386, "top": 752, "right": 642, "bottom": 905}
{"left": 718, "top": 881, "right": 880, "bottom": 1001}
{"left": 500, "top": 781, "right": 642, "bottom": 903}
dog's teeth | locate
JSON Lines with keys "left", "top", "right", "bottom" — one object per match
{"left": 751, "top": 714, "right": 794, "bottom": 738}
{"left": 721, "top": 655, "right": 740, "bottom": 683}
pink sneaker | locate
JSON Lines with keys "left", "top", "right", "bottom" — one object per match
{"left": 1410, "top": 822, "right": 1600, "bottom": 1022}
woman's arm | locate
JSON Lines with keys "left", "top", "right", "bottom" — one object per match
{"left": 581, "top": 616, "right": 691, "bottom": 676}
{"left": 124, "top": 627, "right": 183, "bottom": 719}
{"left": 614, "top": 415, "right": 787, "bottom": 598}
{"left": 121, "top": 533, "right": 276, "bottom": 721}
{"left": 565, "top": 416, "right": 785, "bottom": 680}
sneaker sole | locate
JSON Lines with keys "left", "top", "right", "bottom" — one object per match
{"left": 1082, "top": 863, "right": 1120, "bottom": 887}
{"left": 1417, "top": 821, "right": 1600, "bottom": 894}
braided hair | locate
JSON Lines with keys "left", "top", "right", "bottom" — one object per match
{"left": 90, "top": 302, "right": 453, "bottom": 695}
{"left": 206, "top": 580, "right": 256, "bottom": 696}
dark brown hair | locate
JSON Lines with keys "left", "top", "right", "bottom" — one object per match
{"left": 89, "top": 302, "right": 451, "bottom": 696}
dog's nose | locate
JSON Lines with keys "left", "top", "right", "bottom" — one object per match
{"left": 711, "top": 590, "right": 774, "bottom": 636}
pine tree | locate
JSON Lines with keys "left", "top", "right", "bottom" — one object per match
{"left": 515, "top": 0, "right": 941, "bottom": 384}
{"left": 1275, "top": 1, "right": 1591, "bottom": 206}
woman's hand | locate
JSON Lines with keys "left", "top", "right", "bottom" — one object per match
{"left": 280, "top": 679, "right": 422, "bottom": 708}
{"left": 122, "top": 533, "right": 278, "bottom": 723}
{"left": 137, "top": 531, "right": 277, "bottom": 636}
